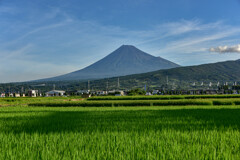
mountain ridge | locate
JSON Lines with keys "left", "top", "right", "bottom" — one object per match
{"left": 60, "top": 58, "right": 239, "bottom": 90}
{"left": 38, "top": 45, "right": 180, "bottom": 81}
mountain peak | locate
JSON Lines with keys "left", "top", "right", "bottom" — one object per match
{"left": 111, "top": 45, "right": 145, "bottom": 57}
{"left": 119, "top": 44, "right": 136, "bottom": 48}
{"left": 116, "top": 45, "right": 138, "bottom": 52}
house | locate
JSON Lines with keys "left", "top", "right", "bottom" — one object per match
{"left": 6, "top": 93, "right": 14, "bottom": 97}
{"left": 46, "top": 90, "right": 65, "bottom": 97}
{"left": 217, "top": 89, "right": 224, "bottom": 94}
{"left": 0, "top": 93, "right": 5, "bottom": 97}
{"left": 115, "top": 91, "right": 124, "bottom": 96}
{"left": 96, "top": 91, "right": 107, "bottom": 96}
{"left": 152, "top": 90, "right": 159, "bottom": 95}
{"left": 146, "top": 92, "right": 152, "bottom": 96}
{"left": 180, "top": 91, "right": 188, "bottom": 95}
{"left": 205, "top": 90, "right": 218, "bottom": 95}
{"left": 108, "top": 90, "right": 116, "bottom": 95}
{"left": 232, "top": 90, "right": 238, "bottom": 94}
{"left": 66, "top": 90, "right": 78, "bottom": 96}
{"left": 14, "top": 93, "right": 21, "bottom": 97}
{"left": 28, "top": 90, "right": 38, "bottom": 97}
{"left": 90, "top": 91, "right": 96, "bottom": 95}
{"left": 77, "top": 90, "right": 90, "bottom": 94}
{"left": 195, "top": 90, "right": 202, "bottom": 95}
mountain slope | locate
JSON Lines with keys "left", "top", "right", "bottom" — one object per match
{"left": 81, "top": 59, "right": 240, "bottom": 90}
{"left": 6, "top": 59, "right": 240, "bottom": 92}
{"left": 40, "top": 45, "right": 180, "bottom": 81}
{"left": 146, "top": 59, "right": 240, "bottom": 81}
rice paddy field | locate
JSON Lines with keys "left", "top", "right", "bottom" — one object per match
{"left": 1, "top": 95, "right": 240, "bottom": 159}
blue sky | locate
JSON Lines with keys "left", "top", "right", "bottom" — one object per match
{"left": 1, "top": 0, "right": 240, "bottom": 82}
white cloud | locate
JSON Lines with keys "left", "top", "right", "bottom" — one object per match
{"left": 151, "top": 22, "right": 240, "bottom": 56}
{"left": 209, "top": 44, "right": 240, "bottom": 53}
{"left": 136, "top": 20, "right": 224, "bottom": 45}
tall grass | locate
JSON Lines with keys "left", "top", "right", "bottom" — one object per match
{"left": 0, "top": 106, "right": 240, "bottom": 159}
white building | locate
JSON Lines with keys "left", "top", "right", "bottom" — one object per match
{"left": 28, "top": 90, "right": 38, "bottom": 97}
{"left": 0, "top": 93, "right": 5, "bottom": 97}
{"left": 77, "top": 90, "right": 90, "bottom": 94}
{"left": 115, "top": 91, "right": 124, "bottom": 96}
{"left": 96, "top": 91, "right": 107, "bottom": 96}
{"left": 152, "top": 90, "right": 159, "bottom": 95}
{"left": 14, "top": 93, "right": 21, "bottom": 97}
{"left": 9, "top": 93, "right": 14, "bottom": 97}
{"left": 146, "top": 92, "right": 152, "bottom": 96}
{"left": 46, "top": 90, "right": 65, "bottom": 97}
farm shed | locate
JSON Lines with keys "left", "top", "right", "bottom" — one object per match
{"left": 46, "top": 90, "right": 65, "bottom": 97}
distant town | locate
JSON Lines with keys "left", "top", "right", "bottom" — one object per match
{"left": 1, "top": 81, "right": 240, "bottom": 98}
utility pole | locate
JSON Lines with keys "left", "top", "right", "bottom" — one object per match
{"left": 53, "top": 84, "right": 55, "bottom": 90}
{"left": 166, "top": 76, "right": 168, "bottom": 85}
{"left": 106, "top": 80, "right": 109, "bottom": 91}
{"left": 88, "top": 80, "right": 90, "bottom": 91}
{"left": 117, "top": 77, "right": 120, "bottom": 90}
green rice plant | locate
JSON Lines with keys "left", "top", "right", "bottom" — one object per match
{"left": 0, "top": 106, "right": 240, "bottom": 159}
{"left": 87, "top": 95, "right": 185, "bottom": 101}
{"left": 212, "top": 100, "right": 234, "bottom": 105}
{"left": 28, "top": 99, "right": 213, "bottom": 107}
{"left": 185, "top": 95, "right": 240, "bottom": 99}
{"left": 88, "top": 94, "right": 240, "bottom": 101}
{"left": 153, "top": 100, "right": 212, "bottom": 106}
{"left": 0, "top": 97, "right": 79, "bottom": 106}
{"left": 234, "top": 101, "right": 240, "bottom": 105}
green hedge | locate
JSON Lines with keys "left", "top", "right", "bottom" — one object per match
{"left": 87, "top": 96, "right": 185, "bottom": 101}
{"left": 185, "top": 95, "right": 240, "bottom": 99}
{"left": 153, "top": 100, "right": 212, "bottom": 106}
{"left": 234, "top": 101, "right": 240, "bottom": 105}
{"left": 28, "top": 100, "right": 213, "bottom": 107}
{"left": 212, "top": 100, "right": 234, "bottom": 105}
{"left": 88, "top": 95, "right": 240, "bottom": 101}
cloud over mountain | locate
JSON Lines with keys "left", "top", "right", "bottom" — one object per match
{"left": 209, "top": 44, "right": 240, "bottom": 53}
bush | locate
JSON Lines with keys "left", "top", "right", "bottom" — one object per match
{"left": 127, "top": 89, "right": 146, "bottom": 96}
